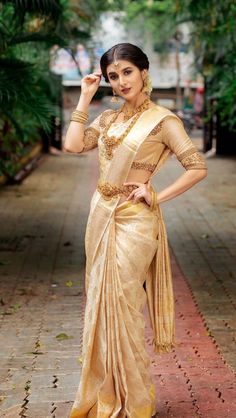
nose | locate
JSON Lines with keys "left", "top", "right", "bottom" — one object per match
{"left": 119, "top": 74, "right": 127, "bottom": 87}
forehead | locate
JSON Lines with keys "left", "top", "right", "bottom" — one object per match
{"left": 107, "top": 59, "right": 136, "bottom": 74}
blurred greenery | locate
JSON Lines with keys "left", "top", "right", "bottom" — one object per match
{"left": 115, "top": 0, "right": 236, "bottom": 130}
{"left": 0, "top": 0, "right": 102, "bottom": 178}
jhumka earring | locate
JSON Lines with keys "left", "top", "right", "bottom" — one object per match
{"left": 111, "top": 90, "right": 120, "bottom": 103}
{"left": 142, "top": 73, "right": 153, "bottom": 96}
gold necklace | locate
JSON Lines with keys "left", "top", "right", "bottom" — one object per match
{"left": 102, "top": 98, "right": 150, "bottom": 160}
{"left": 121, "top": 99, "right": 150, "bottom": 122}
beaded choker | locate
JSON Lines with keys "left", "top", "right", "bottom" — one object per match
{"left": 101, "top": 98, "right": 151, "bottom": 160}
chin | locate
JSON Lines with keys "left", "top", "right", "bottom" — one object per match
{"left": 124, "top": 91, "right": 140, "bottom": 101}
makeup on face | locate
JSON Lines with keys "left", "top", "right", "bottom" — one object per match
{"left": 106, "top": 60, "right": 145, "bottom": 103}
{"left": 108, "top": 66, "right": 133, "bottom": 81}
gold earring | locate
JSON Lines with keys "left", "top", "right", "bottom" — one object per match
{"left": 142, "top": 74, "right": 153, "bottom": 96}
{"left": 111, "top": 90, "right": 120, "bottom": 103}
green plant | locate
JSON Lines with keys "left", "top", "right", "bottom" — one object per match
{"left": 0, "top": 0, "right": 91, "bottom": 178}
{"left": 115, "top": 0, "right": 236, "bottom": 129}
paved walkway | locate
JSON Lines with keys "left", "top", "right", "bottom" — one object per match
{"left": 0, "top": 102, "right": 236, "bottom": 417}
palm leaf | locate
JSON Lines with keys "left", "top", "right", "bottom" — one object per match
{"left": 0, "top": 58, "right": 54, "bottom": 131}
{"left": 9, "top": 31, "right": 67, "bottom": 47}
{"left": 1, "top": 0, "right": 63, "bottom": 19}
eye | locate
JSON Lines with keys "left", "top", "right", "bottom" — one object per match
{"left": 109, "top": 74, "right": 118, "bottom": 80}
{"left": 124, "top": 70, "right": 132, "bottom": 75}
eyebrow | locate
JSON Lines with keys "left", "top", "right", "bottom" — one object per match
{"left": 108, "top": 66, "right": 133, "bottom": 76}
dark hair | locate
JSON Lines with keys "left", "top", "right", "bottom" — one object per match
{"left": 100, "top": 43, "right": 149, "bottom": 82}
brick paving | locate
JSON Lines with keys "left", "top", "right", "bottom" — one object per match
{"left": 0, "top": 99, "right": 236, "bottom": 417}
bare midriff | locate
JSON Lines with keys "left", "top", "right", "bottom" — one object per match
{"left": 117, "top": 168, "right": 152, "bottom": 206}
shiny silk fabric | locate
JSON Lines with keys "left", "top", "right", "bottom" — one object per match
{"left": 71, "top": 200, "right": 159, "bottom": 417}
{"left": 70, "top": 107, "right": 178, "bottom": 418}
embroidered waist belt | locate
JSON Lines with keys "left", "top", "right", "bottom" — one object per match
{"left": 97, "top": 180, "right": 138, "bottom": 200}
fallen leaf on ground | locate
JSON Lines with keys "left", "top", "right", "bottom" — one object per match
{"left": 65, "top": 280, "right": 73, "bottom": 288}
{"left": 56, "top": 333, "right": 74, "bottom": 341}
{"left": 201, "top": 233, "right": 209, "bottom": 239}
{"left": 10, "top": 303, "right": 21, "bottom": 312}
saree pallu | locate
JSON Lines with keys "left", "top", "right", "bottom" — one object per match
{"left": 70, "top": 107, "right": 176, "bottom": 418}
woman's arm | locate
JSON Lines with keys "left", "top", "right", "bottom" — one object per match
{"left": 124, "top": 115, "right": 207, "bottom": 205}
{"left": 154, "top": 168, "right": 207, "bottom": 204}
{"left": 64, "top": 72, "right": 102, "bottom": 153}
{"left": 124, "top": 168, "right": 207, "bottom": 205}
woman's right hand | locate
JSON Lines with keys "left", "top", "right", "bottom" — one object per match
{"left": 81, "top": 72, "right": 102, "bottom": 99}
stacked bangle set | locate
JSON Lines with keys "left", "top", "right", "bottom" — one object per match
{"left": 70, "top": 110, "right": 88, "bottom": 124}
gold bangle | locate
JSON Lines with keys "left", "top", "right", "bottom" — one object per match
{"left": 72, "top": 110, "right": 88, "bottom": 119}
{"left": 150, "top": 191, "right": 154, "bottom": 211}
{"left": 70, "top": 117, "right": 87, "bottom": 124}
{"left": 150, "top": 190, "right": 158, "bottom": 211}
{"left": 70, "top": 110, "right": 88, "bottom": 124}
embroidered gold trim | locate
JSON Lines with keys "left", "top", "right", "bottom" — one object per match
{"left": 97, "top": 181, "right": 138, "bottom": 200}
{"left": 131, "top": 161, "right": 156, "bottom": 172}
{"left": 178, "top": 147, "right": 197, "bottom": 161}
{"left": 83, "top": 127, "right": 100, "bottom": 151}
{"left": 178, "top": 148, "right": 207, "bottom": 170}
{"left": 99, "top": 110, "right": 117, "bottom": 129}
{"left": 149, "top": 120, "right": 164, "bottom": 136}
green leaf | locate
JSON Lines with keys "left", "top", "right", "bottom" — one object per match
{"left": 55, "top": 333, "right": 74, "bottom": 341}
{"left": 10, "top": 303, "right": 21, "bottom": 312}
{"left": 65, "top": 280, "right": 73, "bottom": 288}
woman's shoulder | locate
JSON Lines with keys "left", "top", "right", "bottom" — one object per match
{"left": 98, "top": 108, "right": 118, "bottom": 128}
{"left": 153, "top": 104, "right": 183, "bottom": 125}
{"left": 153, "top": 104, "right": 177, "bottom": 117}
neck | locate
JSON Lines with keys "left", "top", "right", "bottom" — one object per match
{"left": 124, "top": 93, "right": 149, "bottom": 109}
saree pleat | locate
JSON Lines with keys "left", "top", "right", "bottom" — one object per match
{"left": 70, "top": 201, "right": 159, "bottom": 418}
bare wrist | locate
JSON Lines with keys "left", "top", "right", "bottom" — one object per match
{"left": 76, "top": 94, "right": 92, "bottom": 110}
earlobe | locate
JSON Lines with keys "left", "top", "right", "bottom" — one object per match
{"left": 142, "top": 69, "right": 147, "bottom": 80}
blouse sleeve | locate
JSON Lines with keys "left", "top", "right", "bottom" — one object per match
{"left": 160, "top": 116, "right": 207, "bottom": 170}
{"left": 82, "top": 109, "right": 115, "bottom": 152}
{"left": 82, "top": 113, "right": 101, "bottom": 152}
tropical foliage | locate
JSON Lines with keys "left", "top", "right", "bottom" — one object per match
{"left": 116, "top": 0, "right": 236, "bottom": 130}
{"left": 0, "top": 0, "right": 92, "bottom": 178}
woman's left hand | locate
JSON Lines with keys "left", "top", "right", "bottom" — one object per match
{"left": 124, "top": 181, "right": 152, "bottom": 205}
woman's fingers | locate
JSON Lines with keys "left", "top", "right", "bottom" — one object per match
{"left": 84, "top": 74, "right": 101, "bottom": 84}
{"left": 125, "top": 181, "right": 151, "bottom": 203}
{"left": 127, "top": 190, "right": 145, "bottom": 202}
{"left": 126, "top": 189, "right": 137, "bottom": 200}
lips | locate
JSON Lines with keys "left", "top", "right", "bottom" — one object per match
{"left": 121, "top": 88, "right": 131, "bottom": 94}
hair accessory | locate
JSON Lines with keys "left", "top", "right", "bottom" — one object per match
{"left": 113, "top": 49, "right": 120, "bottom": 67}
{"left": 111, "top": 90, "right": 120, "bottom": 103}
{"left": 70, "top": 110, "right": 88, "bottom": 124}
{"left": 142, "top": 73, "right": 153, "bottom": 96}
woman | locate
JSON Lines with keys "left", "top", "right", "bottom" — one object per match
{"left": 64, "top": 43, "right": 207, "bottom": 418}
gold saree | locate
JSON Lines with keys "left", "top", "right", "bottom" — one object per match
{"left": 70, "top": 107, "right": 188, "bottom": 417}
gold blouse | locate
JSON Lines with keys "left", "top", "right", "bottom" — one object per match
{"left": 81, "top": 106, "right": 207, "bottom": 179}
